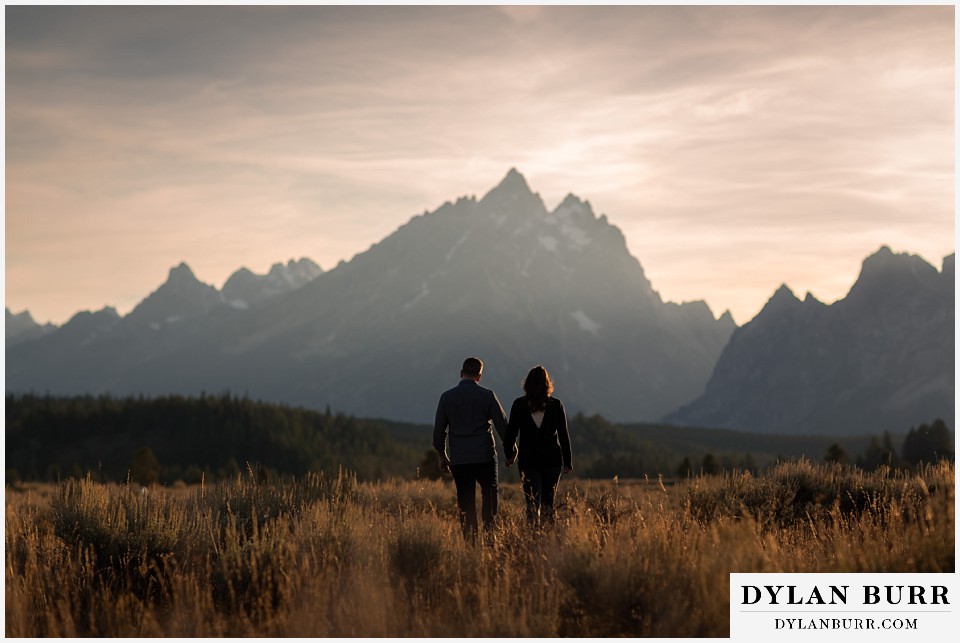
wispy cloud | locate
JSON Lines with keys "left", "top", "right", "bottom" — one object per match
{"left": 5, "top": 5, "right": 953, "bottom": 324}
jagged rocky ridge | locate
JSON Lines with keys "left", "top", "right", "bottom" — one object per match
{"left": 5, "top": 308, "right": 57, "bottom": 346}
{"left": 665, "top": 247, "right": 954, "bottom": 435}
{"left": 6, "top": 170, "right": 734, "bottom": 422}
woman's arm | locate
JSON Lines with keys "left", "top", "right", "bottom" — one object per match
{"left": 556, "top": 399, "right": 572, "bottom": 471}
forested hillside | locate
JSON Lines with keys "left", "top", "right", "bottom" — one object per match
{"left": 8, "top": 395, "right": 946, "bottom": 486}
{"left": 5, "top": 393, "right": 422, "bottom": 483}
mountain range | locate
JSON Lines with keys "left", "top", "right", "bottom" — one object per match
{"left": 5, "top": 170, "right": 953, "bottom": 434}
{"left": 6, "top": 309, "right": 56, "bottom": 347}
{"left": 5, "top": 170, "right": 734, "bottom": 423}
{"left": 666, "top": 247, "right": 954, "bottom": 435}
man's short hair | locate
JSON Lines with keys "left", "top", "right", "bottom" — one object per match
{"left": 461, "top": 357, "right": 483, "bottom": 378}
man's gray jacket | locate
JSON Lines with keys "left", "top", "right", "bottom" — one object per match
{"left": 434, "top": 379, "right": 508, "bottom": 465}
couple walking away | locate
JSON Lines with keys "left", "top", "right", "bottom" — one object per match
{"left": 433, "top": 357, "right": 573, "bottom": 541}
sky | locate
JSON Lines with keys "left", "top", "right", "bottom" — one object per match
{"left": 5, "top": 4, "right": 955, "bottom": 326}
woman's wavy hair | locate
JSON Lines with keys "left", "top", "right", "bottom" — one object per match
{"left": 522, "top": 365, "right": 554, "bottom": 412}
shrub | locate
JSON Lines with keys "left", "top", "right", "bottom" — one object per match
{"left": 6, "top": 463, "right": 954, "bottom": 637}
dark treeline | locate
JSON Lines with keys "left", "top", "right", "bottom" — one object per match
{"left": 5, "top": 394, "right": 953, "bottom": 485}
{"left": 5, "top": 393, "right": 422, "bottom": 484}
{"left": 556, "top": 414, "right": 953, "bottom": 479}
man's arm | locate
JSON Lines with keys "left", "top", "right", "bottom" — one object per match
{"left": 433, "top": 398, "right": 451, "bottom": 471}
{"left": 489, "top": 391, "right": 508, "bottom": 442}
{"left": 488, "top": 390, "right": 512, "bottom": 464}
{"left": 503, "top": 397, "right": 521, "bottom": 464}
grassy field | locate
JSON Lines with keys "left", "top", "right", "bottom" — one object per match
{"left": 5, "top": 461, "right": 954, "bottom": 637}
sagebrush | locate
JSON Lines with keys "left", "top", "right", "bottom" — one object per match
{"left": 5, "top": 461, "right": 954, "bottom": 636}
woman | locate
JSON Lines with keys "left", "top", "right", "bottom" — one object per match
{"left": 504, "top": 365, "right": 572, "bottom": 525}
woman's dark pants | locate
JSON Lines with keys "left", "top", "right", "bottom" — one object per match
{"left": 521, "top": 466, "right": 563, "bottom": 525}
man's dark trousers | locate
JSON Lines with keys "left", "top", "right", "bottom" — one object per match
{"left": 450, "top": 460, "right": 498, "bottom": 540}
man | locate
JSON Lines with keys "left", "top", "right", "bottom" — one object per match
{"left": 434, "top": 356, "right": 508, "bottom": 541}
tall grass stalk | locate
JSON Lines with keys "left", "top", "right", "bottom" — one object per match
{"left": 6, "top": 462, "right": 953, "bottom": 636}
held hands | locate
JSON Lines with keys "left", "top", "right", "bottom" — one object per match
{"left": 438, "top": 452, "right": 451, "bottom": 473}
{"left": 563, "top": 466, "right": 572, "bottom": 475}
{"left": 505, "top": 448, "right": 517, "bottom": 468}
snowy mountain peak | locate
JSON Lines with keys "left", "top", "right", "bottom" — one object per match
{"left": 544, "top": 194, "right": 596, "bottom": 250}
{"left": 274, "top": 257, "right": 323, "bottom": 285}
{"left": 264, "top": 258, "right": 321, "bottom": 286}
{"left": 223, "top": 256, "right": 322, "bottom": 308}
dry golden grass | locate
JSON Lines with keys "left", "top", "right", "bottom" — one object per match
{"left": 5, "top": 461, "right": 954, "bottom": 637}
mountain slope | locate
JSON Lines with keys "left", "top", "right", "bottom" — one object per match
{"left": 5, "top": 308, "right": 57, "bottom": 346}
{"left": 665, "top": 247, "right": 954, "bottom": 435}
{"left": 222, "top": 258, "right": 322, "bottom": 309}
{"left": 161, "top": 169, "right": 735, "bottom": 421}
{"left": 6, "top": 170, "right": 734, "bottom": 422}
{"left": 124, "top": 263, "right": 223, "bottom": 329}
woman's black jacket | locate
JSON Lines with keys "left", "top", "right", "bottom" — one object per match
{"left": 504, "top": 396, "right": 572, "bottom": 471}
